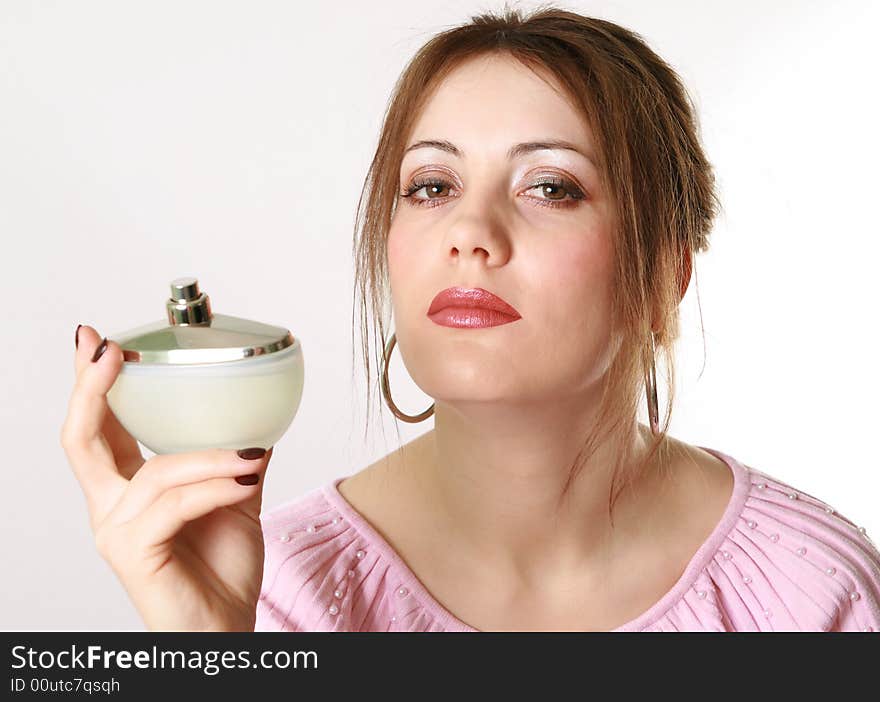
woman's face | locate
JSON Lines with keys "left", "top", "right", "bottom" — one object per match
{"left": 387, "top": 53, "right": 619, "bottom": 407}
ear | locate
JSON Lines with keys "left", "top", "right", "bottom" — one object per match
{"left": 652, "top": 248, "right": 693, "bottom": 333}
{"left": 679, "top": 247, "right": 693, "bottom": 302}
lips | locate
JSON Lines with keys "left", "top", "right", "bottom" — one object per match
{"left": 427, "top": 287, "right": 521, "bottom": 328}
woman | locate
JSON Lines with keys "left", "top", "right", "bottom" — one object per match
{"left": 64, "top": 7, "right": 880, "bottom": 632}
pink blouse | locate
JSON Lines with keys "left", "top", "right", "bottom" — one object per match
{"left": 255, "top": 447, "right": 880, "bottom": 632}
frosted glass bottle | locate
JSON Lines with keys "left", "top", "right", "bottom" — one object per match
{"left": 105, "top": 276, "right": 304, "bottom": 455}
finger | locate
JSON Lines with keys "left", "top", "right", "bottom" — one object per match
{"left": 73, "top": 325, "right": 143, "bottom": 477}
{"left": 66, "top": 329, "right": 124, "bottom": 446}
{"left": 232, "top": 445, "right": 274, "bottom": 519}
{"left": 108, "top": 447, "right": 273, "bottom": 526}
{"left": 129, "top": 475, "right": 265, "bottom": 548}
{"left": 61, "top": 332, "right": 130, "bottom": 521}
{"left": 73, "top": 324, "right": 105, "bottom": 376}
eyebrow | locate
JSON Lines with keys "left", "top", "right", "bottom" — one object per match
{"left": 403, "top": 138, "right": 597, "bottom": 166}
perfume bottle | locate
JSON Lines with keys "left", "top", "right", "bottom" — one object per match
{"left": 105, "top": 276, "right": 304, "bottom": 455}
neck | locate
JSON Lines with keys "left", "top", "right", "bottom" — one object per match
{"left": 416, "top": 398, "right": 664, "bottom": 593}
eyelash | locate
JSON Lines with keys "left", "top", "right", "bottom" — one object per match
{"left": 399, "top": 175, "right": 587, "bottom": 209}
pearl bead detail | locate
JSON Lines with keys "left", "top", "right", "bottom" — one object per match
{"left": 722, "top": 550, "right": 732, "bottom": 559}
{"left": 756, "top": 482, "right": 766, "bottom": 490}
{"left": 797, "top": 547, "right": 807, "bottom": 556}
{"left": 859, "top": 526, "right": 867, "bottom": 534}
{"left": 825, "top": 507, "right": 834, "bottom": 514}
{"left": 347, "top": 569, "right": 355, "bottom": 578}
{"left": 306, "top": 524, "right": 316, "bottom": 533}
{"left": 334, "top": 589, "right": 343, "bottom": 598}
{"left": 328, "top": 604, "right": 339, "bottom": 615}
{"left": 763, "top": 608, "right": 772, "bottom": 617}
{"left": 697, "top": 590, "right": 707, "bottom": 599}
{"left": 391, "top": 615, "right": 397, "bottom": 622}
{"left": 825, "top": 567, "right": 836, "bottom": 575}
{"left": 770, "top": 533, "right": 780, "bottom": 543}
{"left": 788, "top": 492, "right": 798, "bottom": 500}
{"left": 279, "top": 533, "right": 290, "bottom": 543}
{"left": 850, "top": 591, "right": 860, "bottom": 601}
{"left": 743, "top": 575, "right": 752, "bottom": 584}
{"left": 332, "top": 517, "right": 339, "bottom": 525}
{"left": 397, "top": 587, "right": 408, "bottom": 597}
{"left": 862, "top": 626, "right": 874, "bottom": 632}
{"left": 356, "top": 549, "right": 365, "bottom": 559}
{"left": 747, "top": 520, "right": 757, "bottom": 529}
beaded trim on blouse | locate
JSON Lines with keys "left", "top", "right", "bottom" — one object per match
{"left": 256, "top": 447, "right": 880, "bottom": 632}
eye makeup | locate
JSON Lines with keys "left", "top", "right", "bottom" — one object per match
{"left": 399, "top": 172, "right": 587, "bottom": 210}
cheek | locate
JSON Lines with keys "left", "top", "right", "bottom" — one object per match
{"left": 386, "top": 223, "right": 400, "bottom": 272}
{"left": 386, "top": 222, "right": 423, "bottom": 311}
{"left": 549, "top": 230, "right": 613, "bottom": 299}
{"left": 535, "top": 232, "right": 616, "bottom": 340}
{"left": 386, "top": 219, "right": 421, "bottom": 271}
{"left": 386, "top": 224, "right": 405, "bottom": 287}
{"left": 528, "top": 235, "right": 617, "bottom": 384}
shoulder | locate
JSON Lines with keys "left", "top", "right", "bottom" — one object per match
{"left": 254, "top": 482, "right": 346, "bottom": 631}
{"left": 696, "top": 459, "right": 880, "bottom": 632}
{"left": 254, "top": 477, "right": 416, "bottom": 632}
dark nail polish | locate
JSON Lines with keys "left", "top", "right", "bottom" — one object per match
{"left": 90, "top": 337, "right": 108, "bottom": 363}
{"left": 75, "top": 324, "right": 82, "bottom": 349}
{"left": 237, "top": 447, "right": 266, "bottom": 460}
{"left": 235, "top": 474, "right": 260, "bottom": 486}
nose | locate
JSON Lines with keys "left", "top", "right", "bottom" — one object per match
{"left": 442, "top": 203, "right": 512, "bottom": 268}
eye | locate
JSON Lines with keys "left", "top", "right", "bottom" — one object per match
{"left": 399, "top": 173, "right": 587, "bottom": 209}
{"left": 400, "top": 177, "right": 454, "bottom": 208}
{"left": 523, "top": 176, "right": 587, "bottom": 209}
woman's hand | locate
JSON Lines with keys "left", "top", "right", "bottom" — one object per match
{"left": 61, "top": 325, "right": 274, "bottom": 631}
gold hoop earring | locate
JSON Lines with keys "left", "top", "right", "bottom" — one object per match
{"left": 381, "top": 332, "right": 435, "bottom": 423}
{"left": 645, "top": 331, "right": 660, "bottom": 435}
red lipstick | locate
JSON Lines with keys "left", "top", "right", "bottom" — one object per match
{"left": 427, "top": 287, "right": 521, "bottom": 328}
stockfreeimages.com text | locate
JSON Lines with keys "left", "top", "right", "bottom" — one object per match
{"left": 10, "top": 644, "right": 317, "bottom": 676}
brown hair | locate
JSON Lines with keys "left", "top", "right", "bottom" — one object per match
{"left": 350, "top": 3, "right": 722, "bottom": 523}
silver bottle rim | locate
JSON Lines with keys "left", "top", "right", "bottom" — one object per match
{"left": 116, "top": 330, "right": 297, "bottom": 364}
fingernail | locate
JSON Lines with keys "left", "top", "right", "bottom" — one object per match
{"left": 90, "top": 337, "right": 108, "bottom": 363}
{"left": 237, "top": 447, "right": 266, "bottom": 460}
{"left": 235, "top": 474, "right": 260, "bottom": 485}
{"left": 75, "top": 324, "right": 82, "bottom": 349}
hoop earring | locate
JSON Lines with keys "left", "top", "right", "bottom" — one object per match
{"left": 381, "top": 332, "right": 435, "bottom": 423}
{"left": 380, "top": 329, "right": 660, "bottom": 432}
{"left": 645, "top": 331, "right": 661, "bottom": 435}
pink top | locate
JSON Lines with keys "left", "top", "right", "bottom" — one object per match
{"left": 255, "top": 447, "right": 880, "bottom": 632}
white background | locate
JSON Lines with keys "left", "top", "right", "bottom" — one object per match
{"left": 1, "top": 0, "right": 877, "bottom": 630}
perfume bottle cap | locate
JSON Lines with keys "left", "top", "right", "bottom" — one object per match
{"left": 108, "top": 276, "right": 295, "bottom": 365}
